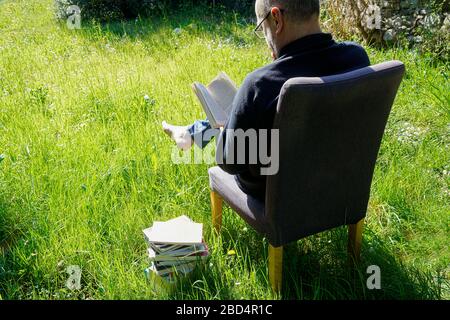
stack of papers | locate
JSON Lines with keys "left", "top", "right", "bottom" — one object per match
{"left": 143, "top": 215, "right": 209, "bottom": 282}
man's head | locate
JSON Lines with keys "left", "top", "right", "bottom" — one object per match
{"left": 255, "top": 0, "right": 321, "bottom": 59}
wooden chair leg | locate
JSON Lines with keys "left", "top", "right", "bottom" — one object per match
{"left": 348, "top": 218, "right": 364, "bottom": 263}
{"left": 210, "top": 190, "right": 223, "bottom": 233}
{"left": 268, "top": 244, "right": 283, "bottom": 294}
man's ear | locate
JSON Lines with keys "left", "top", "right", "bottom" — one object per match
{"left": 270, "top": 7, "right": 284, "bottom": 34}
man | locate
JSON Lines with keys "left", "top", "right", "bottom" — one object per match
{"left": 163, "top": 0, "right": 370, "bottom": 201}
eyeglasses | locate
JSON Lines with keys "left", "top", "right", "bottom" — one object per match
{"left": 254, "top": 8, "right": 285, "bottom": 39}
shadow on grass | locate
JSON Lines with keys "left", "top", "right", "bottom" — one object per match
{"left": 0, "top": 197, "right": 26, "bottom": 257}
{"left": 0, "top": 189, "right": 57, "bottom": 299}
{"left": 282, "top": 227, "right": 442, "bottom": 299}
{"left": 164, "top": 205, "right": 443, "bottom": 300}
{"left": 0, "top": 200, "right": 12, "bottom": 253}
{"left": 0, "top": 198, "right": 25, "bottom": 298}
{"left": 68, "top": 5, "right": 256, "bottom": 46}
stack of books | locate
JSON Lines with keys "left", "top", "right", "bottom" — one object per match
{"left": 143, "top": 215, "right": 209, "bottom": 282}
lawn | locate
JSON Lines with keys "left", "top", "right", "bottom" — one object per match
{"left": 0, "top": 0, "right": 448, "bottom": 300}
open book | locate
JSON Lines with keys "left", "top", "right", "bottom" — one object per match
{"left": 192, "top": 72, "right": 238, "bottom": 128}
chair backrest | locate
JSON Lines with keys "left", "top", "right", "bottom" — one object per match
{"left": 265, "top": 61, "right": 405, "bottom": 246}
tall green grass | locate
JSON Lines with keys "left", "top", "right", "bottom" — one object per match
{"left": 0, "top": 0, "right": 448, "bottom": 299}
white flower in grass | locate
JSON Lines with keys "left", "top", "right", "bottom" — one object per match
{"left": 173, "top": 28, "right": 182, "bottom": 35}
{"left": 144, "top": 95, "right": 156, "bottom": 106}
{"left": 397, "top": 121, "right": 427, "bottom": 146}
{"left": 188, "top": 23, "right": 197, "bottom": 30}
{"left": 442, "top": 187, "right": 450, "bottom": 197}
{"left": 105, "top": 43, "right": 116, "bottom": 53}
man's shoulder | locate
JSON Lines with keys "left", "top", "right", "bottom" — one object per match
{"left": 245, "top": 63, "right": 270, "bottom": 79}
{"left": 339, "top": 40, "right": 366, "bottom": 48}
{"left": 337, "top": 40, "right": 370, "bottom": 60}
{"left": 242, "top": 62, "right": 278, "bottom": 89}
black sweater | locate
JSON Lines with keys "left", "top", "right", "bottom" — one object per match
{"left": 216, "top": 33, "right": 370, "bottom": 200}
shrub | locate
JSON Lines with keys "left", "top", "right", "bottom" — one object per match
{"left": 54, "top": 0, "right": 167, "bottom": 21}
{"left": 322, "top": 0, "right": 449, "bottom": 60}
{"left": 54, "top": 0, "right": 256, "bottom": 22}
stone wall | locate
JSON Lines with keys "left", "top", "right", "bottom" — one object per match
{"left": 381, "top": 0, "right": 449, "bottom": 43}
{"left": 323, "top": 0, "right": 449, "bottom": 45}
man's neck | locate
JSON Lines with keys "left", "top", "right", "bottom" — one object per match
{"left": 288, "top": 25, "right": 322, "bottom": 44}
{"left": 277, "top": 22, "right": 322, "bottom": 56}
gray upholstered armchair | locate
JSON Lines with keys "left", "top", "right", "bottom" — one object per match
{"left": 208, "top": 61, "right": 405, "bottom": 293}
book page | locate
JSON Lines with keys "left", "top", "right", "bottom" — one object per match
{"left": 152, "top": 215, "right": 192, "bottom": 225}
{"left": 149, "top": 242, "right": 207, "bottom": 256}
{"left": 193, "top": 83, "right": 227, "bottom": 128}
{"left": 192, "top": 72, "right": 237, "bottom": 128}
{"left": 148, "top": 247, "right": 208, "bottom": 262}
{"left": 144, "top": 219, "right": 203, "bottom": 244}
{"left": 151, "top": 261, "right": 196, "bottom": 276}
{"left": 207, "top": 72, "right": 237, "bottom": 115}
{"left": 150, "top": 243, "right": 186, "bottom": 254}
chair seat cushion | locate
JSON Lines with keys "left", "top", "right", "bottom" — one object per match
{"left": 208, "top": 166, "right": 270, "bottom": 237}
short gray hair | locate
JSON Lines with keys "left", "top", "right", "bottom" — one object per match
{"left": 261, "top": 0, "right": 320, "bottom": 22}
